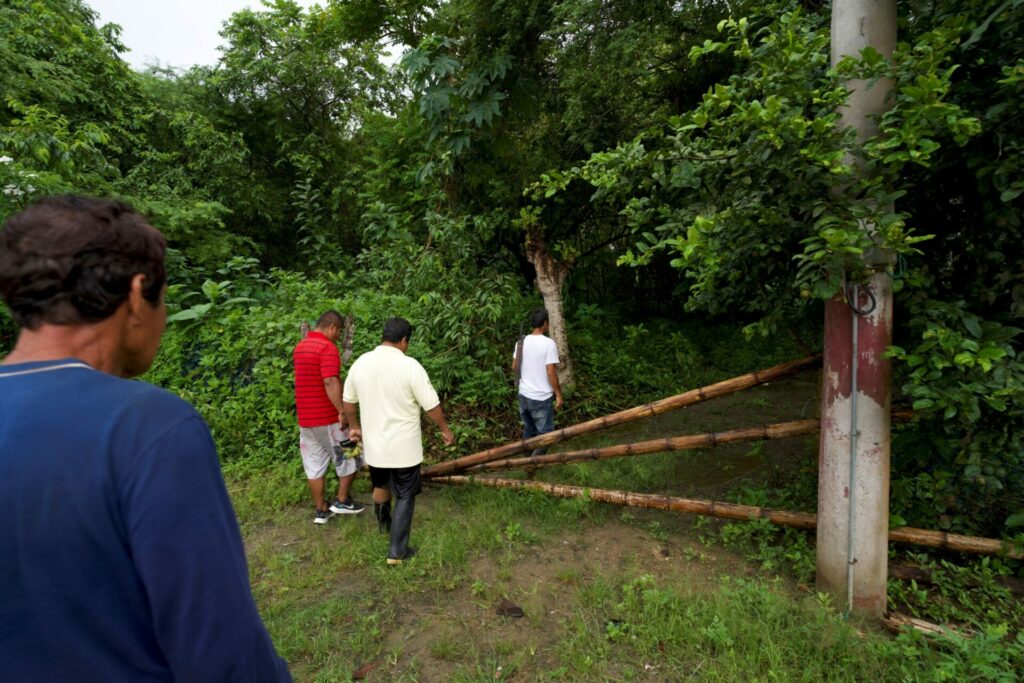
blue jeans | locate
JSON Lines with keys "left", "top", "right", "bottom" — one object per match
{"left": 519, "top": 395, "right": 555, "bottom": 439}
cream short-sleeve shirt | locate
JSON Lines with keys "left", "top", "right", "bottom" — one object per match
{"left": 343, "top": 345, "right": 440, "bottom": 468}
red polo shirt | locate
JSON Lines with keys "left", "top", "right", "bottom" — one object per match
{"left": 293, "top": 331, "right": 341, "bottom": 427}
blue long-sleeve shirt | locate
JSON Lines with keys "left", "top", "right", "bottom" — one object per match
{"left": 0, "top": 359, "right": 292, "bottom": 682}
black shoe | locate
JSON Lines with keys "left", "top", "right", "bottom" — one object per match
{"left": 374, "top": 500, "right": 392, "bottom": 534}
{"left": 386, "top": 546, "right": 418, "bottom": 566}
{"left": 387, "top": 496, "right": 416, "bottom": 564}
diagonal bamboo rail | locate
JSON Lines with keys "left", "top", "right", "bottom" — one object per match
{"left": 431, "top": 476, "right": 1024, "bottom": 560}
{"left": 458, "top": 410, "right": 914, "bottom": 476}
{"left": 423, "top": 354, "right": 822, "bottom": 478}
{"left": 460, "top": 419, "right": 820, "bottom": 475}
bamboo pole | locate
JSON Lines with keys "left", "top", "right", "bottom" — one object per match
{"left": 444, "top": 410, "right": 912, "bottom": 478}
{"left": 881, "top": 613, "right": 967, "bottom": 638}
{"left": 431, "top": 476, "right": 1024, "bottom": 560}
{"left": 422, "top": 355, "right": 821, "bottom": 478}
{"left": 886, "top": 527, "right": 1024, "bottom": 560}
{"left": 459, "top": 419, "right": 820, "bottom": 475}
{"left": 434, "top": 476, "right": 818, "bottom": 528}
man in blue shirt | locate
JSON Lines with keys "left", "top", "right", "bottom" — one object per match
{"left": 0, "top": 196, "right": 291, "bottom": 682}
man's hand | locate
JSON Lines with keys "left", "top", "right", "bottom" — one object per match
{"left": 342, "top": 401, "right": 359, "bottom": 441}
{"left": 425, "top": 404, "right": 453, "bottom": 446}
{"left": 339, "top": 413, "right": 348, "bottom": 429}
{"left": 546, "top": 363, "right": 563, "bottom": 411}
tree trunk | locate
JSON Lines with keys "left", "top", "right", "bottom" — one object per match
{"left": 340, "top": 313, "right": 356, "bottom": 366}
{"left": 525, "top": 225, "right": 574, "bottom": 386}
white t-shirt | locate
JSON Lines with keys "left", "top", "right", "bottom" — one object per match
{"left": 513, "top": 334, "right": 560, "bottom": 401}
{"left": 343, "top": 345, "right": 440, "bottom": 468}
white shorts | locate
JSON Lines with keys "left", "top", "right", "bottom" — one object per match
{"left": 299, "top": 423, "right": 365, "bottom": 479}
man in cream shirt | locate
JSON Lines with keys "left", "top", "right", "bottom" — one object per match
{"left": 342, "top": 317, "right": 454, "bottom": 565}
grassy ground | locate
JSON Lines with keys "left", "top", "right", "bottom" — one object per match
{"left": 226, "top": 373, "right": 1023, "bottom": 681}
{"left": 231, "top": 475, "right": 1023, "bottom": 682}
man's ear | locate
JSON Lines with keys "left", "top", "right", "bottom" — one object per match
{"left": 125, "top": 274, "right": 147, "bottom": 320}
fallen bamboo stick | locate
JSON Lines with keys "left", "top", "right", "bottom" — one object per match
{"left": 460, "top": 419, "right": 820, "bottom": 475}
{"left": 881, "top": 613, "right": 971, "bottom": 639}
{"left": 431, "top": 476, "right": 1024, "bottom": 560}
{"left": 422, "top": 354, "right": 822, "bottom": 478}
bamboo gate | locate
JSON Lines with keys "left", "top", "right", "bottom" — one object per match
{"left": 423, "top": 356, "right": 1024, "bottom": 561}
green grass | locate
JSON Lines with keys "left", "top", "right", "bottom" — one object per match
{"left": 228, "top": 459, "right": 1023, "bottom": 682}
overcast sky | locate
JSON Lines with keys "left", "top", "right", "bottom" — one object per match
{"left": 87, "top": 0, "right": 321, "bottom": 71}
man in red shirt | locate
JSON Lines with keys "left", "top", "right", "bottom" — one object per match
{"left": 293, "top": 310, "right": 365, "bottom": 524}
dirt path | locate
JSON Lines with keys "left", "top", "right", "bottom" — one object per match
{"left": 383, "top": 519, "right": 749, "bottom": 679}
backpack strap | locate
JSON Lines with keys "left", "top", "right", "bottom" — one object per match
{"left": 514, "top": 334, "right": 525, "bottom": 389}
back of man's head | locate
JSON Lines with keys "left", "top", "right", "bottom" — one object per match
{"left": 0, "top": 195, "right": 166, "bottom": 330}
{"left": 530, "top": 308, "right": 549, "bottom": 330}
{"left": 317, "top": 310, "right": 343, "bottom": 330}
{"left": 382, "top": 317, "right": 412, "bottom": 344}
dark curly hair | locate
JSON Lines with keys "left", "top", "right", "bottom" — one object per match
{"left": 0, "top": 195, "right": 166, "bottom": 330}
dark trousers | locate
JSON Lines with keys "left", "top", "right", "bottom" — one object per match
{"left": 518, "top": 394, "right": 555, "bottom": 439}
{"left": 369, "top": 464, "right": 422, "bottom": 498}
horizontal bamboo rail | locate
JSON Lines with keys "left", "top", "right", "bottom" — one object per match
{"left": 886, "top": 527, "right": 1024, "bottom": 560}
{"left": 432, "top": 476, "right": 1024, "bottom": 560}
{"left": 423, "top": 354, "right": 821, "bottom": 478}
{"left": 460, "top": 419, "right": 820, "bottom": 475}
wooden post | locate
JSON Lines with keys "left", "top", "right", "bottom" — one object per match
{"left": 422, "top": 355, "right": 820, "bottom": 478}
{"left": 818, "top": 0, "right": 897, "bottom": 618}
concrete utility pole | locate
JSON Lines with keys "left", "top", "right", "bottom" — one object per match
{"left": 816, "top": 0, "right": 897, "bottom": 618}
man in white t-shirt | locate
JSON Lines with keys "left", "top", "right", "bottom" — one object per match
{"left": 512, "top": 308, "right": 564, "bottom": 444}
{"left": 342, "top": 317, "right": 454, "bottom": 565}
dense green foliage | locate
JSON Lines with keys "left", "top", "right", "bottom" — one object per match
{"left": 531, "top": 0, "right": 1024, "bottom": 538}
{"left": 1, "top": 0, "right": 1021, "bottom": 547}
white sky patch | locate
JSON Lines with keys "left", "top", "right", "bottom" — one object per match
{"left": 87, "top": 0, "right": 321, "bottom": 71}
